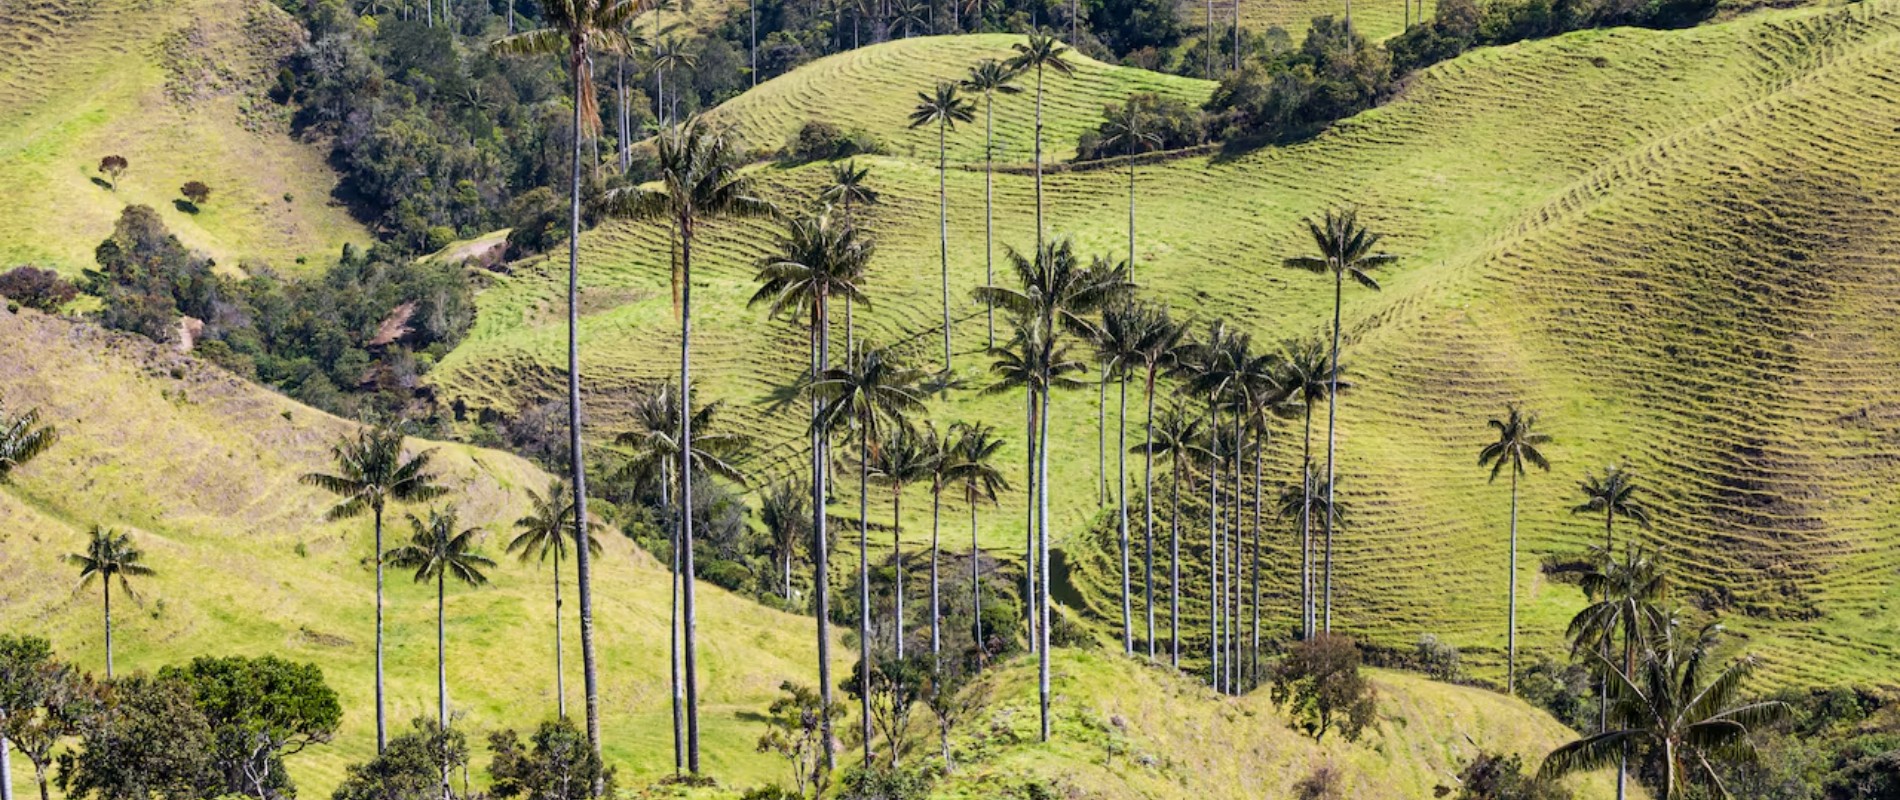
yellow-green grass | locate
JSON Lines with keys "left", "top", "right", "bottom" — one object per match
{"left": 0, "top": 308, "right": 840, "bottom": 797}
{"left": 702, "top": 34, "right": 1217, "bottom": 163}
{"left": 936, "top": 650, "right": 1640, "bottom": 799}
{"left": 431, "top": 0, "right": 1900, "bottom": 692}
{"left": 0, "top": 0, "right": 368, "bottom": 276}
{"left": 1197, "top": 0, "right": 1437, "bottom": 45}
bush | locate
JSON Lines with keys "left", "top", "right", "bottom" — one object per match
{"left": 180, "top": 181, "right": 213, "bottom": 207}
{"left": 333, "top": 718, "right": 469, "bottom": 800}
{"left": 0, "top": 266, "right": 77, "bottom": 312}
{"left": 1075, "top": 93, "right": 1206, "bottom": 161}
{"left": 783, "top": 121, "right": 884, "bottom": 163}
{"left": 1270, "top": 634, "right": 1378, "bottom": 742}
{"left": 1415, "top": 634, "right": 1464, "bottom": 681}
{"left": 1443, "top": 751, "right": 1573, "bottom": 799}
{"left": 488, "top": 717, "right": 608, "bottom": 800}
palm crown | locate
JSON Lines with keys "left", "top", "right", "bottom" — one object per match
{"left": 490, "top": 0, "right": 645, "bottom": 132}
{"left": 749, "top": 210, "right": 874, "bottom": 323}
{"left": 386, "top": 509, "right": 497, "bottom": 589}
{"left": 1006, "top": 31, "right": 1075, "bottom": 78}
{"left": 819, "top": 161, "right": 880, "bottom": 211}
{"left": 962, "top": 60, "right": 1022, "bottom": 98}
{"left": 947, "top": 422, "right": 1011, "bottom": 506}
{"left": 908, "top": 82, "right": 976, "bottom": 131}
{"left": 1478, "top": 405, "right": 1552, "bottom": 482}
{"left": 508, "top": 479, "right": 604, "bottom": 564}
{"left": 0, "top": 403, "right": 57, "bottom": 484}
{"left": 1282, "top": 207, "right": 1399, "bottom": 290}
{"left": 1279, "top": 338, "right": 1346, "bottom": 408}
{"left": 1574, "top": 465, "right": 1652, "bottom": 530}
{"left": 814, "top": 346, "right": 927, "bottom": 443}
{"left": 300, "top": 428, "right": 447, "bottom": 521}
{"left": 973, "top": 240, "right": 1130, "bottom": 341}
{"left": 67, "top": 526, "right": 155, "bottom": 600}
{"left": 613, "top": 382, "right": 753, "bottom": 489}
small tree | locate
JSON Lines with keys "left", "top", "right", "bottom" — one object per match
{"left": 59, "top": 674, "right": 219, "bottom": 800}
{"left": 2, "top": 636, "right": 103, "bottom": 800}
{"left": 487, "top": 717, "right": 606, "bottom": 800}
{"left": 1270, "top": 634, "right": 1378, "bottom": 742}
{"left": 180, "top": 181, "right": 212, "bottom": 210}
{"left": 0, "top": 267, "right": 78, "bottom": 313}
{"left": 921, "top": 660, "right": 987, "bottom": 774}
{"left": 333, "top": 719, "right": 470, "bottom": 800}
{"left": 757, "top": 681, "right": 842, "bottom": 797}
{"left": 97, "top": 156, "right": 128, "bottom": 189}
{"left": 161, "top": 655, "right": 343, "bottom": 800}
{"left": 846, "top": 655, "right": 928, "bottom": 769}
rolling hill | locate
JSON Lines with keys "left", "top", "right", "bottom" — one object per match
{"left": 429, "top": 1, "right": 1900, "bottom": 691}
{"left": 0, "top": 0, "right": 368, "bottom": 276}
{"left": 0, "top": 306, "right": 835, "bottom": 794}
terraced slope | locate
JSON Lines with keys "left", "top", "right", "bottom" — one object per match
{"left": 0, "top": 0, "right": 367, "bottom": 275}
{"left": 704, "top": 34, "right": 1216, "bottom": 163}
{"left": 0, "top": 308, "right": 836, "bottom": 796}
{"left": 937, "top": 651, "right": 1638, "bottom": 799}
{"left": 432, "top": 0, "right": 1900, "bottom": 690}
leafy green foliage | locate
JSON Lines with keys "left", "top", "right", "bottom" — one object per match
{"left": 782, "top": 120, "right": 886, "bottom": 164}
{"left": 159, "top": 656, "right": 343, "bottom": 800}
{"left": 59, "top": 674, "right": 220, "bottom": 800}
{"left": 1269, "top": 634, "right": 1378, "bottom": 742}
{"left": 487, "top": 717, "right": 609, "bottom": 800}
{"left": 1440, "top": 751, "right": 1573, "bottom": 800}
{"left": 1075, "top": 93, "right": 1204, "bottom": 160}
{"left": 331, "top": 718, "right": 469, "bottom": 800}
{"left": 756, "top": 680, "right": 842, "bottom": 796}
{"left": 1, "top": 636, "right": 104, "bottom": 800}
{"left": 0, "top": 266, "right": 78, "bottom": 312}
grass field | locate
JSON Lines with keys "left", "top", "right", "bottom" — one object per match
{"left": 0, "top": 0, "right": 368, "bottom": 276}
{"left": 0, "top": 308, "right": 838, "bottom": 796}
{"left": 704, "top": 34, "right": 1216, "bottom": 163}
{"left": 935, "top": 650, "right": 1640, "bottom": 799}
{"left": 432, "top": 1, "right": 1900, "bottom": 690}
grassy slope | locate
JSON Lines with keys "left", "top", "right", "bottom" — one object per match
{"left": 0, "top": 308, "right": 835, "bottom": 796}
{"left": 704, "top": 34, "right": 1217, "bottom": 163}
{"left": 432, "top": 0, "right": 1900, "bottom": 689}
{"left": 0, "top": 0, "right": 367, "bottom": 275}
{"left": 936, "top": 650, "right": 1639, "bottom": 799}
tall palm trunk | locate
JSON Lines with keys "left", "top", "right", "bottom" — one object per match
{"left": 750, "top": 0, "right": 759, "bottom": 85}
{"left": 679, "top": 224, "right": 703, "bottom": 774}
{"left": 1229, "top": 412, "right": 1242, "bottom": 693}
{"left": 103, "top": 579, "right": 114, "bottom": 679}
{"left": 437, "top": 570, "right": 449, "bottom": 800}
{"left": 1033, "top": 66, "right": 1045, "bottom": 250}
{"left": 2, "top": 733, "right": 11, "bottom": 800}
{"left": 1125, "top": 144, "right": 1137, "bottom": 281}
{"left": 936, "top": 120, "right": 952, "bottom": 371}
{"left": 1037, "top": 385, "right": 1053, "bottom": 742}
{"left": 1300, "top": 406, "right": 1313, "bottom": 639}
{"left": 1142, "top": 368, "right": 1158, "bottom": 659}
{"left": 970, "top": 490, "right": 983, "bottom": 661}
{"left": 1249, "top": 427, "right": 1262, "bottom": 688}
{"left": 1207, "top": 431, "right": 1221, "bottom": 690}
{"left": 983, "top": 94, "right": 997, "bottom": 349}
{"left": 616, "top": 58, "right": 630, "bottom": 172}
{"left": 893, "top": 486, "right": 906, "bottom": 659}
{"left": 811, "top": 299, "right": 837, "bottom": 773}
{"left": 1117, "top": 370, "right": 1132, "bottom": 654}
{"left": 1097, "top": 368, "right": 1108, "bottom": 506}
{"left": 555, "top": 546, "right": 566, "bottom": 718}
{"left": 564, "top": 63, "right": 604, "bottom": 769}
{"left": 1323, "top": 272, "right": 1341, "bottom": 634}
{"left": 1169, "top": 453, "right": 1182, "bottom": 668}
{"left": 930, "top": 482, "right": 943, "bottom": 668}
{"left": 1203, "top": 0, "right": 1212, "bottom": 79}
{"left": 663, "top": 460, "right": 682, "bottom": 775}
{"left": 1506, "top": 467, "right": 1519, "bottom": 695}
{"left": 374, "top": 506, "right": 387, "bottom": 749}
{"left": 1025, "top": 390, "right": 1040, "bottom": 653}
{"left": 857, "top": 419, "right": 873, "bottom": 764}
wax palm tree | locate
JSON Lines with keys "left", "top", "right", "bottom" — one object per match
{"left": 385, "top": 508, "right": 493, "bottom": 800}
{"left": 914, "top": 425, "right": 959, "bottom": 669}
{"left": 1477, "top": 404, "right": 1552, "bottom": 696}
{"left": 975, "top": 240, "right": 1125, "bottom": 740}
{"left": 760, "top": 481, "right": 810, "bottom": 602}
{"left": 1099, "top": 105, "right": 1163, "bottom": 281}
{"left": 1143, "top": 403, "right": 1203, "bottom": 667}
{"left": 1276, "top": 338, "right": 1342, "bottom": 638}
{"left": 866, "top": 424, "right": 931, "bottom": 659}
{"left": 1283, "top": 208, "right": 1393, "bottom": 633}
{"left": 981, "top": 317, "right": 1052, "bottom": 653}
{"left": 946, "top": 421, "right": 1008, "bottom": 662}
{"left": 0, "top": 403, "right": 56, "bottom": 485}
{"left": 65, "top": 526, "right": 154, "bottom": 678}
{"left": 814, "top": 345, "right": 925, "bottom": 764}
{"left": 1236, "top": 348, "right": 1285, "bottom": 687}
{"left": 818, "top": 161, "right": 879, "bottom": 358}
{"left": 506, "top": 479, "right": 603, "bottom": 720}
{"left": 1005, "top": 32, "right": 1074, "bottom": 250}
{"left": 1575, "top": 466, "right": 1651, "bottom": 551}
{"left": 1568, "top": 545, "right": 1670, "bottom": 799}
{"left": 960, "top": 60, "right": 1021, "bottom": 349}
{"left": 301, "top": 427, "right": 445, "bottom": 751}
{"left": 599, "top": 118, "right": 772, "bottom": 773}
{"left": 1541, "top": 621, "right": 1789, "bottom": 799}
{"left": 492, "top": 3, "right": 642, "bottom": 760}
{"left": 1116, "top": 305, "right": 1183, "bottom": 659}
{"left": 1095, "top": 302, "right": 1150, "bottom": 655}
{"left": 749, "top": 209, "right": 871, "bottom": 769}
{"left": 649, "top": 37, "right": 698, "bottom": 126}
{"left": 907, "top": 82, "right": 977, "bottom": 371}
{"left": 613, "top": 381, "right": 751, "bottom": 774}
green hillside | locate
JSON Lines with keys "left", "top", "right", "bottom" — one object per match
{"left": 431, "top": 0, "right": 1900, "bottom": 690}
{"left": 936, "top": 651, "right": 1639, "bottom": 798}
{"left": 704, "top": 34, "right": 1216, "bottom": 163}
{"left": 0, "top": 307, "right": 835, "bottom": 795}
{"left": 0, "top": 0, "right": 368, "bottom": 275}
